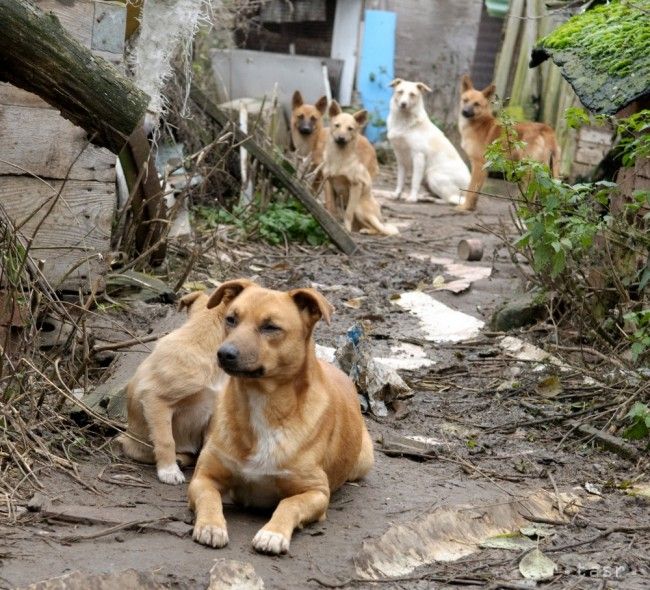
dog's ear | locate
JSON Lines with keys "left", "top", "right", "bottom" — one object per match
{"left": 314, "top": 96, "right": 328, "bottom": 115}
{"left": 461, "top": 74, "right": 473, "bottom": 92}
{"left": 177, "top": 291, "right": 207, "bottom": 313}
{"left": 416, "top": 82, "right": 432, "bottom": 94}
{"left": 482, "top": 84, "right": 496, "bottom": 100}
{"left": 353, "top": 109, "right": 369, "bottom": 128}
{"left": 292, "top": 90, "right": 304, "bottom": 110}
{"left": 329, "top": 100, "right": 342, "bottom": 118}
{"left": 207, "top": 279, "right": 256, "bottom": 309}
{"left": 289, "top": 288, "right": 333, "bottom": 328}
{"left": 389, "top": 78, "right": 403, "bottom": 88}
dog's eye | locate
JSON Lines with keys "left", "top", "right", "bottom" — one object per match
{"left": 297, "top": 114, "right": 304, "bottom": 120}
{"left": 334, "top": 123, "right": 340, "bottom": 128}
{"left": 310, "top": 116, "right": 316, "bottom": 122}
{"left": 348, "top": 126, "right": 353, "bottom": 131}
{"left": 474, "top": 102, "right": 480, "bottom": 107}
{"left": 462, "top": 98, "right": 468, "bottom": 103}
{"left": 409, "top": 92, "right": 415, "bottom": 98}
{"left": 397, "top": 90, "right": 403, "bottom": 95}
{"left": 225, "top": 315, "right": 237, "bottom": 327}
{"left": 260, "top": 322, "right": 281, "bottom": 334}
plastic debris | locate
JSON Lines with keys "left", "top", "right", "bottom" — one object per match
{"left": 334, "top": 325, "right": 411, "bottom": 417}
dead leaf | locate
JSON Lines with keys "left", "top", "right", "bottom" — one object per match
{"left": 584, "top": 482, "right": 603, "bottom": 496}
{"left": 626, "top": 482, "right": 650, "bottom": 500}
{"left": 519, "top": 548, "right": 557, "bottom": 581}
{"left": 535, "top": 375, "right": 563, "bottom": 398}
{"left": 343, "top": 297, "right": 366, "bottom": 309}
{"left": 520, "top": 523, "right": 555, "bottom": 538}
{"left": 432, "top": 275, "right": 445, "bottom": 288}
{"left": 182, "top": 281, "right": 206, "bottom": 291}
{"left": 480, "top": 534, "right": 536, "bottom": 551}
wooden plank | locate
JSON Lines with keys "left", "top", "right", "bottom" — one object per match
{"left": 37, "top": 0, "right": 95, "bottom": 48}
{"left": 0, "top": 105, "right": 116, "bottom": 181}
{"left": 190, "top": 85, "right": 357, "bottom": 256}
{"left": 0, "top": 0, "right": 148, "bottom": 154}
{"left": 0, "top": 82, "right": 52, "bottom": 109}
{"left": 493, "top": 0, "right": 524, "bottom": 98}
{"left": 0, "top": 177, "right": 113, "bottom": 290}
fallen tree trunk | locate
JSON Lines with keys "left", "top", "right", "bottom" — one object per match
{"left": 0, "top": 0, "right": 149, "bottom": 153}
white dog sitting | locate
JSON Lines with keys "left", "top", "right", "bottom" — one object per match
{"left": 387, "top": 79, "right": 470, "bottom": 205}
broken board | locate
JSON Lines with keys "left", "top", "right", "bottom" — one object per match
{"left": 0, "top": 0, "right": 126, "bottom": 292}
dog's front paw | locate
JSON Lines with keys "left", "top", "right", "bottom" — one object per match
{"left": 454, "top": 204, "right": 474, "bottom": 214}
{"left": 157, "top": 463, "right": 185, "bottom": 485}
{"left": 404, "top": 194, "right": 418, "bottom": 203}
{"left": 193, "top": 524, "right": 229, "bottom": 548}
{"left": 252, "top": 529, "right": 290, "bottom": 555}
{"left": 391, "top": 190, "right": 402, "bottom": 200}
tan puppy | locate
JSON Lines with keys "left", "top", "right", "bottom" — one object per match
{"left": 458, "top": 74, "right": 561, "bottom": 211}
{"left": 291, "top": 91, "right": 379, "bottom": 181}
{"left": 119, "top": 288, "right": 239, "bottom": 484}
{"left": 188, "top": 280, "right": 374, "bottom": 555}
{"left": 323, "top": 101, "right": 398, "bottom": 236}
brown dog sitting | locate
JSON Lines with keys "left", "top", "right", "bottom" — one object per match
{"left": 458, "top": 74, "right": 561, "bottom": 211}
{"left": 323, "top": 101, "right": 398, "bottom": 235}
{"left": 291, "top": 91, "right": 329, "bottom": 169}
{"left": 188, "top": 280, "right": 374, "bottom": 554}
{"left": 119, "top": 288, "right": 243, "bottom": 484}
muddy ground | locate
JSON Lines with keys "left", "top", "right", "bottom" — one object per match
{"left": 1, "top": 173, "right": 648, "bottom": 590}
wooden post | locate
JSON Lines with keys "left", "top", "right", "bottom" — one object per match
{"left": 190, "top": 85, "right": 358, "bottom": 255}
{"left": 0, "top": 0, "right": 149, "bottom": 153}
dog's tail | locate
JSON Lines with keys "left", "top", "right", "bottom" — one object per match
{"left": 549, "top": 141, "right": 561, "bottom": 178}
{"left": 364, "top": 214, "right": 399, "bottom": 236}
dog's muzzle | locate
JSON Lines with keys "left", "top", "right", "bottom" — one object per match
{"left": 217, "top": 342, "right": 239, "bottom": 369}
{"left": 461, "top": 108, "right": 474, "bottom": 118}
{"left": 334, "top": 136, "right": 348, "bottom": 146}
{"left": 298, "top": 125, "right": 313, "bottom": 135}
{"left": 217, "top": 343, "right": 264, "bottom": 377}
{"left": 399, "top": 101, "right": 409, "bottom": 109}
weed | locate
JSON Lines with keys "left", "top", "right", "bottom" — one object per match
{"left": 195, "top": 197, "right": 328, "bottom": 247}
{"left": 486, "top": 109, "right": 649, "bottom": 363}
{"left": 623, "top": 402, "right": 650, "bottom": 441}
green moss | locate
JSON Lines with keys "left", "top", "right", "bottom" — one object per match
{"left": 539, "top": 0, "right": 650, "bottom": 78}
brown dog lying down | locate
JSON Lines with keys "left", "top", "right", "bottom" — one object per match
{"left": 323, "top": 101, "right": 398, "bottom": 236}
{"left": 458, "top": 74, "right": 561, "bottom": 212}
{"left": 188, "top": 280, "right": 374, "bottom": 554}
{"left": 119, "top": 289, "right": 236, "bottom": 484}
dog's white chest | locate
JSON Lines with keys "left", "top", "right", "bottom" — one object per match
{"left": 242, "top": 393, "right": 288, "bottom": 477}
{"left": 226, "top": 392, "right": 290, "bottom": 508}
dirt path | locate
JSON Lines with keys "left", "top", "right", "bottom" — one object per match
{"left": 2, "top": 177, "right": 647, "bottom": 590}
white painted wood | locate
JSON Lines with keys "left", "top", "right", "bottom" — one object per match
{"left": 331, "top": 0, "right": 363, "bottom": 106}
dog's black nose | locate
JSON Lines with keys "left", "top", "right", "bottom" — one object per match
{"left": 298, "top": 125, "right": 313, "bottom": 135}
{"left": 334, "top": 136, "right": 347, "bottom": 145}
{"left": 399, "top": 102, "right": 408, "bottom": 109}
{"left": 217, "top": 343, "right": 239, "bottom": 366}
{"left": 462, "top": 108, "right": 474, "bottom": 118}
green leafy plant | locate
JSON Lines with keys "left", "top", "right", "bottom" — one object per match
{"left": 195, "top": 197, "right": 328, "bottom": 247}
{"left": 485, "top": 109, "right": 649, "bottom": 363}
{"left": 623, "top": 402, "right": 650, "bottom": 440}
{"left": 624, "top": 310, "right": 650, "bottom": 361}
